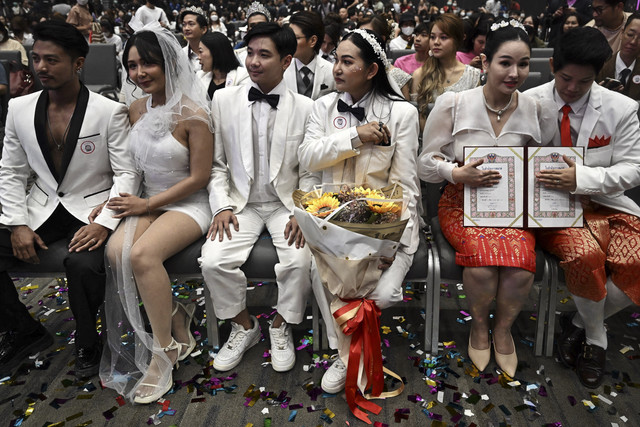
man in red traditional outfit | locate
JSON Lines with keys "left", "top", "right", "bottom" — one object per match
{"left": 526, "top": 27, "right": 640, "bottom": 389}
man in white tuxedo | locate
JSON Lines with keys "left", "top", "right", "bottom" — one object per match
{"left": 0, "top": 22, "right": 139, "bottom": 378}
{"left": 526, "top": 27, "right": 640, "bottom": 389}
{"left": 200, "top": 23, "right": 318, "bottom": 373}
{"left": 284, "top": 11, "right": 336, "bottom": 100}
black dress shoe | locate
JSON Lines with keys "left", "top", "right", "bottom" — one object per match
{"left": 557, "top": 312, "right": 585, "bottom": 368}
{"left": 576, "top": 343, "right": 606, "bottom": 389}
{"left": 75, "top": 342, "right": 102, "bottom": 379}
{"left": 0, "top": 325, "right": 53, "bottom": 375}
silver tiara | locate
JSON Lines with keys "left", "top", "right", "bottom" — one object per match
{"left": 348, "top": 29, "right": 390, "bottom": 69}
{"left": 490, "top": 19, "right": 527, "bottom": 33}
{"left": 183, "top": 6, "right": 205, "bottom": 18}
{"left": 247, "top": 1, "right": 271, "bottom": 21}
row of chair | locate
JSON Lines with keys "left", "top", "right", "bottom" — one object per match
{"left": 0, "top": 45, "right": 120, "bottom": 102}
{"left": 10, "top": 176, "right": 559, "bottom": 359}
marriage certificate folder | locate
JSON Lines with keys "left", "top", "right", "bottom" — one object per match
{"left": 463, "top": 146, "right": 584, "bottom": 228}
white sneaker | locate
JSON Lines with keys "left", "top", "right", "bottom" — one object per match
{"left": 268, "top": 322, "right": 296, "bottom": 372}
{"left": 321, "top": 357, "right": 347, "bottom": 393}
{"left": 213, "top": 316, "right": 260, "bottom": 371}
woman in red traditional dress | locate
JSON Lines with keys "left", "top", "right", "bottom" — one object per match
{"left": 418, "top": 22, "right": 555, "bottom": 377}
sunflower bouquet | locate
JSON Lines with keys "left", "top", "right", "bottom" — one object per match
{"left": 292, "top": 183, "right": 409, "bottom": 424}
{"left": 305, "top": 186, "right": 401, "bottom": 224}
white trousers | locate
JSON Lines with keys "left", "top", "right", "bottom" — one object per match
{"left": 312, "top": 249, "right": 414, "bottom": 349}
{"left": 199, "top": 202, "right": 312, "bottom": 324}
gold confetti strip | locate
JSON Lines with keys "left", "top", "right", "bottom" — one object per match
{"left": 19, "top": 284, "right": 39, "bottom": 291}
{"left": 426, "top": 401, "right": 437, "bottom": 409}
{"left": 76, "top": 421, "right": 93, "bottom": 426}
{"left": 244, "top": 424, "right": 253, "bottom": 427}
{"left": 66, "top": 412, "right": 83, "bottom": 421}
{"left": 55, "top": 307, "right": 70, "bottom": 313}
{"left": 443, "top": 341, "right": 456, "bottom": 347}
{"left": 24, "top": 403, "right": 35, "bottom": 416}
{"left": 323, "top": 408, "right": 335, "bottom": 418}
{"left": 46, "top": 422, "right": 64, "bottom": 427}
{"left": 426, "top": 379, "right": 437, "bottom": 387}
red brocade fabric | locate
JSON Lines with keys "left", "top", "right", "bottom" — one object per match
{"left": 538, "top": 203, "right": 640, "bottom": 305}
{"left": 438, "top": 183, "right": 537, "bottom": 273}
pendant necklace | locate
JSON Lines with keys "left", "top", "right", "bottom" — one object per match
{"left": 482, "top": 91, "right": 514, "bottom": 122}
{"left": 47, "top": 113, "right": 72, "bottom": 151}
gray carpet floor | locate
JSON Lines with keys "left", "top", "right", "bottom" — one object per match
{"left": 0, "top": 276, "right": 638, "bottom": 427}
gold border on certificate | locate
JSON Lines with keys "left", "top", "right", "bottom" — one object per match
{"left": 463, "top": 146, "right": 525, "bottom": 228}
{"left": 527, "top": 146, "right": 584, "bottom": 228}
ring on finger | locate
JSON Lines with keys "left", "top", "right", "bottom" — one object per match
{"left": 555, "top": 179, "right": 560, "bottom": 184}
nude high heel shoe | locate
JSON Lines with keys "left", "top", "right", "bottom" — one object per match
{"left": 468, "top": 335, "right": 491, "bottom": 372}
{"left": 494, "top": 334, "right": 518, "bottom": 378}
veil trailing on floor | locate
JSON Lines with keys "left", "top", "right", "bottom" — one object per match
{"left": 99, "top": 21, "right": 212, "bottom": 401}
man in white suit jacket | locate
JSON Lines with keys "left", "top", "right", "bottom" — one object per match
{"left": 526, "top": 27, "right": 640, "bottom": 389}
{"left": 200, "top": 23, "right": 319, "bottom": 373}
{"left": 283, "top": 11, "right": 336, "bottom": 100}
{"left": 0, "top": 22, "right": 139, "bottom": 378}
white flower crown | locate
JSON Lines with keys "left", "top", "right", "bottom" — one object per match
{"left": 490, "top": 19, "right": 527, "bottom": 33}
{"left": 247, "top": 1, "right": 271, "bottom": 21}
{"left": 348, "top": 29, "right": 391, "bottom": 69}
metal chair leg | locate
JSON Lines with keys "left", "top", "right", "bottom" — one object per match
{"left": 203, "top": 284, "right": 220, "bottom": 350}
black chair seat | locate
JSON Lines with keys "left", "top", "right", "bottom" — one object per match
{"left": 405, "top": 232, "right": 429, "bottom": 280}
{"left": 12, "top": 231, "right": 279, "bottom": 279}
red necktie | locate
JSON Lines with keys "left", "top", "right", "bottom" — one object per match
{"left": 561, "top": 104, "right": 572, "bottom": 147}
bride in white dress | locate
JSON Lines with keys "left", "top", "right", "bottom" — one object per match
{"left": 99, "top": 22, "right": 213, "bottom": 404}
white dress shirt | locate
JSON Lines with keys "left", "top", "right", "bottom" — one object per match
{"left": 553, "top": 86, "right": 590, "bottom": 146}
{"left": 182, "top": 45, "right": 201, "bottom": 72}
{"left": 247, "top": 80, "right": 286, "bottom": 204}
{"left": 615, "top": 51, "right": 635, "bottom": 81}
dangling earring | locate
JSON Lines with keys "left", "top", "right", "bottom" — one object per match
{"left": 428, "top": 50, "right": 433, "bottom": 57}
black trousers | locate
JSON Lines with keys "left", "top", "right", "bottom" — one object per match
{"left": 0, "top": 205, "right": 105, "bottom": 347}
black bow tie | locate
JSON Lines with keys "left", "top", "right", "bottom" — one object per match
{"left": 248, "top": 86, "right": 280, "bottom": 108}
{"left": 337, "top": 99, "right": 365, "bottom": 121}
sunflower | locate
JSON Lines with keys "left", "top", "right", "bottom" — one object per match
{"left": 367, "top": 199, "right": 400, "bottom": 214}
{"left": 306, "top": 194, "right": 340, "bottom": 218}
{"left": 352, "top": 186, "right": 383, "bottom": 199}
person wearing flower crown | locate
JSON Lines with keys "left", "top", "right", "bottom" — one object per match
{"left": 99, "top": 22, "right": 214, "bottom": 404}
{"left": 298, "top": 28, "right": 421, "bottom": 394}
{"left": 526, "top": 27, "right": 640, "bottom": 389}
{"left": 199, "top": 23, "right": 318, "bottom": 374}
{"left": 418, "top": 20, "right": 555, "bottom": 378}
{"left": 411, "top": 13, "right": 481, "bottom": 131}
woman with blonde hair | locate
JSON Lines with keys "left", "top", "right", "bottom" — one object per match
{"left": 412, "top": 13, "right": 480, "bottom": 129}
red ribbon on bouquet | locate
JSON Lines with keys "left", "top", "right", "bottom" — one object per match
{"left": 333, "top": 298, "right": 404, "bottom": 424}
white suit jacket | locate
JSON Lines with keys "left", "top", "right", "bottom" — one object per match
{"left": 0, "top": 87, "right": 141, "bottom": 231}
{"left": 283, "top": 55, "right": 336, "bottom": 101}
{"left": 197, "top": 68, "right": 250, "bottom": 92}
{"left": 526, "top": 81, "right": 640, "bottom": 217}
{"left": 208, "top": 83, "right": 320, "bottom": 215}
{"left": 298, "top": 91, "right": 421, "bottom": 253}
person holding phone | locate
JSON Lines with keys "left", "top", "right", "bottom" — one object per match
{"left": 597, "top": 12, "right": 640, "bottom": 100}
